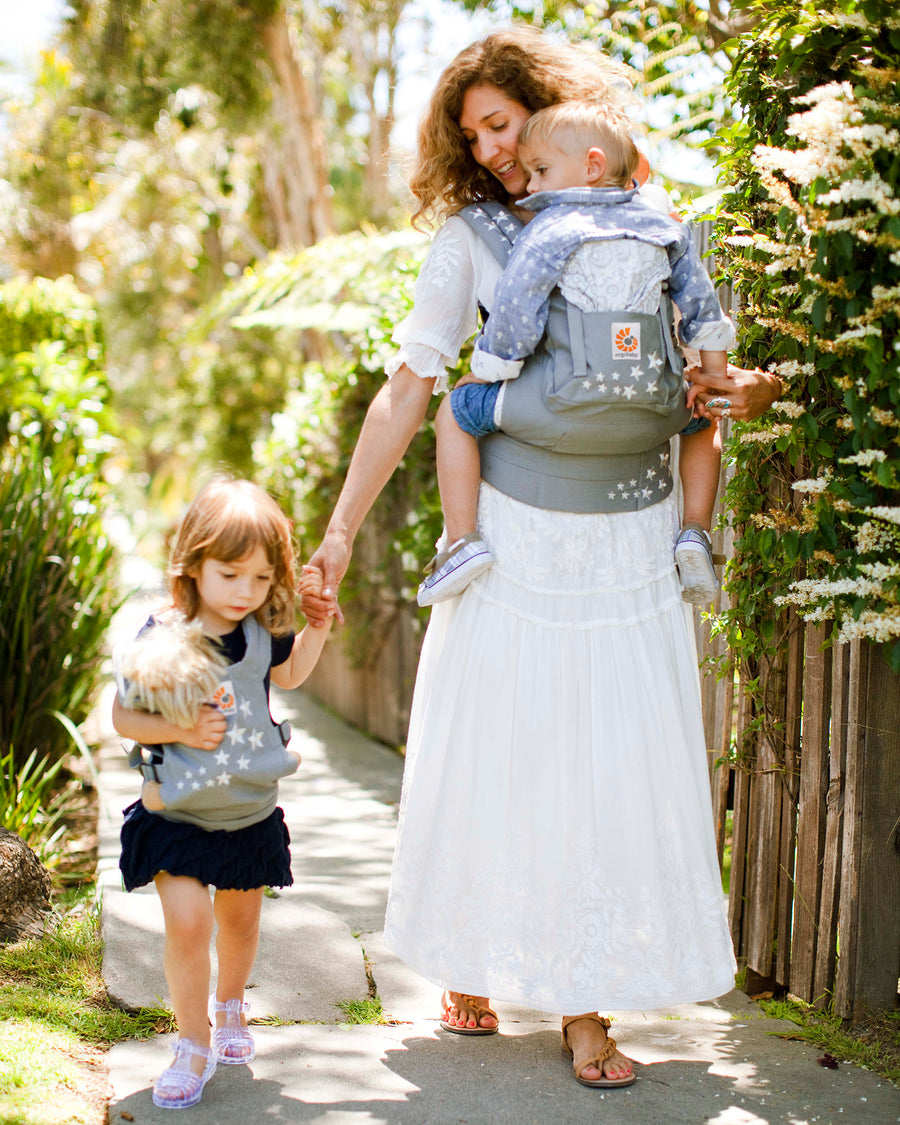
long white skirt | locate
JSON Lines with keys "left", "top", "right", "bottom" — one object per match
{"left": 384, "top": 484, "right": 736, "bottom": 1014}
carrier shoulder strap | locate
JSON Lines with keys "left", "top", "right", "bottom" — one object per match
{"left": 456, "top": 202, "right": 523, "bottom": 268}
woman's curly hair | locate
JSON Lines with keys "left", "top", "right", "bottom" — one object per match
{"left": 410, "top": 24, "right": 634, "bottom": 228}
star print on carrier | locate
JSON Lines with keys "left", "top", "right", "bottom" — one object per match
{"left": 128, "top": 616, "right": 298, "bottom": 831}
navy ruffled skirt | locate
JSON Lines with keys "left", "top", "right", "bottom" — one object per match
{"left": 119, "top": 801, "right": 293, "bottom": 891}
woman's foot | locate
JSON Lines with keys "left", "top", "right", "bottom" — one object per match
{"left": 440, "top": 991, "right": 499, "bottom": 1034}
{"left": 561, "top": 1014, "right": 635, "bottom": 1087}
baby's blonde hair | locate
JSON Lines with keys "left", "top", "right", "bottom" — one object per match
{"left": 167, "top": 478, "right": 297, "bottom": 634}
{"left": 518, "top": 100, "right": 640, "bottom": 188}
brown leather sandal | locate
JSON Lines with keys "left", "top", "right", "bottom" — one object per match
{"left": 440, "top": 992, "right": 499, "bottom": 1036}
{"left": 561, "top": 1014, "right": 636, "bottom": 1088}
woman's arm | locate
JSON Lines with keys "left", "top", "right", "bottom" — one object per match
{"left": 303, "top": 365, "right": 436, "bottom": 625}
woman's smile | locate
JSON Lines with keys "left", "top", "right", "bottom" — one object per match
{"left": 459, "top": 83, "right": 531, "bottom": 199}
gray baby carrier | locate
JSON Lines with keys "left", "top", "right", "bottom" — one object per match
{"left": 458, "top": 201, "right": 691, "bottom": 513}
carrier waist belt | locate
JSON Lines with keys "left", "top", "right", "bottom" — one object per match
{"left": 479, "top": 432, "right": 674, "bottom": 514}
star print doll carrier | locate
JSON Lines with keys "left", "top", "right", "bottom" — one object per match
{"left": 124, "top": 615, "right": 297, "bottom": 832}
{"left": 458, "top": 202, "right": 692, "bottom": 514}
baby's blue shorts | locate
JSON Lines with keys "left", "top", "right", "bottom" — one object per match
{"left": 450, "top": 381, "right": 503, "bottom": 439}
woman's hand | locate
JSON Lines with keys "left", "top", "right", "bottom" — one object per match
{"left": 301, "top": 538, "right": 347, "bottom": 626}
{"left": 688, "top": 363, "right": 783, "bottom": 422}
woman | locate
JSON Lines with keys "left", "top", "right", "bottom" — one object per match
{"left": 304, "top": 26, "right": 780, "bottom": 1087}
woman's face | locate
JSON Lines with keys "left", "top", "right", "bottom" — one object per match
{"left": 459, "top": 83, "right": 532, "bottom": 199}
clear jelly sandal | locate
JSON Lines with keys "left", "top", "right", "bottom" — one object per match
{"left": 208, "top": 992, "right": 255, "bottom": 1065}
{"left": 152, "top": 1038, "right": 216, "bottom": 1109}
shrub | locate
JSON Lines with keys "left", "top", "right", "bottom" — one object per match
{"left": 714, "top": 0, "right": 900, "bottom": 673}
{"left": 0, "top": 278, "right": 119, "bottom": 772}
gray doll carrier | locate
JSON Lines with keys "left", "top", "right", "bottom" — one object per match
{"left": 458, "top": 201, "right": 692, "bottom": 513}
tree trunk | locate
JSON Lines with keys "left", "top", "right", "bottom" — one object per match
{"left": 0, "top": 829, "right": 52, "bottom": 943}
{"left": 260, "top": 7, "right": 334, "bottom": 249}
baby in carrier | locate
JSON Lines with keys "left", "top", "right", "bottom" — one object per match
{"left": 417, "top": 100, "right": 735, "bottom": 607}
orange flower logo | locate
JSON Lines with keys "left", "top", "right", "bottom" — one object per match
{"left": 613, "top": 326, "right": 640, "bottom": 354}
{"left": 212, "top": 681, "right": 236, "bottom": 714}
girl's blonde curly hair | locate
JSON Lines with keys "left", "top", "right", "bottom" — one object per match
{"left": 410, "top": 25, "right": 634, "bottom": 228}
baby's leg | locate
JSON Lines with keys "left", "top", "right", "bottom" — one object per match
{"left": 436, "top": 394, "right": 483, "bottom": 543}
{"left": 418, "top": 388, "right": 497, "bottom": 606}
{"left": 679, "top": 419, "right": 721, "bottom": 532}
{"left": 141, "top": 779, "right": 165, "bottom": 810}
{"left": 676, "top": 421, "right": 722, "bottom": 605}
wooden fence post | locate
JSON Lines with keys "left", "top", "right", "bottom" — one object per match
{"left": 834, "top": 641, "right": 900, "bottom": 1019}
{"left": 790, "top": 622, "right": 832, "bottom": 1001}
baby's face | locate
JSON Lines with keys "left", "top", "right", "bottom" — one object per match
{"left": 520, "top": 141, "right": 591, "bottom": 194}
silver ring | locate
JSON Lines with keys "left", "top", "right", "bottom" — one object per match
{"left": 707, "top": 397, "right": 732, "bottom": 410}
{"left": 722, "top": 407, "right": 731, "bottom": 418}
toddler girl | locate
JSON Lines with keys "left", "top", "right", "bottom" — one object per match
{"left": 113, "top": 477, "right": 332, "bottom": 1109}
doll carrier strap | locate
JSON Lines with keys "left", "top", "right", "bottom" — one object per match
{"left": 455, "top": 203, "right": 677, "bottom": 514}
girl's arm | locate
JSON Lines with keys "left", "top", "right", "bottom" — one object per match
{"left": 270, "top": 617, "right": 334, "bottom": 690}
{"left": 111, "top": 696, "right": 227, "bottom": 750}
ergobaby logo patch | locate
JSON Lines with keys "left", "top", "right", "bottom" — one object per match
{"left": 211, "top": 680, "right": 236, "bottom": 715}
{"left": 612, "top": 322, "right": 641, "bottom": 359}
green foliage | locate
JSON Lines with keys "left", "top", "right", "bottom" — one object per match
{"left": 0, "top": 749, "right": 70, "bottom": 865}
{"left": 0, "top": 279, "right": 120, "bottom": 773}
{"left": 62, "top": 0, "right": 279, "bottom": 133}
{"left": 714, "top": 0, "right": 900, "bottom": 677}
{"left": 215, "top": 227, "right": 463, "bottom": 656}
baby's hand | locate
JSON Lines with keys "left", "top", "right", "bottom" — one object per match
{"left": 180, "top": 703, "right": 227, "bottom": 750}
{"left": 454, "top": 372, "right": 490, "bottom": 388}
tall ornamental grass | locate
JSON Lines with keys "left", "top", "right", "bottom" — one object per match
{"left": 0, "top": 277, "right": 119, "bottom": 774}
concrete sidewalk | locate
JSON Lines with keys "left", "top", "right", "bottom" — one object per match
{"left": 96, "top": 679, "right": 898, "bottom": 1125}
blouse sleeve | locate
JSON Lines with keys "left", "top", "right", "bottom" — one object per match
{"left": 386, "top": 216, "right": 502, "bottom": 395}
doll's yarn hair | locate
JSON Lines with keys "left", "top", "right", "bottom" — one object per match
{"left": 168, "top": 478, "right": 297, "bottom": 634}
{"left": 118, "top": 613, "right": 229, "bottom": 729}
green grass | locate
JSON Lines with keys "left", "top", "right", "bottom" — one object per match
{"left": 0, "top": 898, "right": 173, "bottom": 1043}
{"left": 756, "top": 996, "right": 900, "bottom": 1085}
{"left": 0, "top": 890, "right": 175, "bottom": 1125}
{"left": 336, "top": 997, "right": 395, "bottom": 1025}
{"left": 0, "top": 1020, "right": 103, "bottom": 1125}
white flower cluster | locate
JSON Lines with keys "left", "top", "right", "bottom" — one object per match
{"left": 840, "top": 449, "right": 887, "bottom": 466}
{"left": 773, "top": 401, "right": 806, "bottom": 417}
{"left": 856, "top": 521, "right": 897, "bottom": 553}
{"left": 738, "top": 423, "right": 794, "bottom": 444}
{"left": 837, "top": 607, "right": 900, "bottom": 644}
{"left": 819, "top": 174, "right": 900, "bottom": 215}
{"left": 792, "top": 476, "right": 831, "bottom": 494}
{"left": 870, "top": 405, "right": 900, "bottom": 428}
{"left": 865, "top": 506, "right": 900, "bottom": 525}
{"left": 771, "top": 359, "right": 815, "bottom": 381}
{"left": 788, "top": 575, "right": 885, "bottom": 602}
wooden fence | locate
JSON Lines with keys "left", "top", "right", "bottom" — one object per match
{"left": 700, "top": 517, "right": 900, "bottom": 1020}
{"left": 303, "top": 221, "right": 900, "bottom": 1017}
